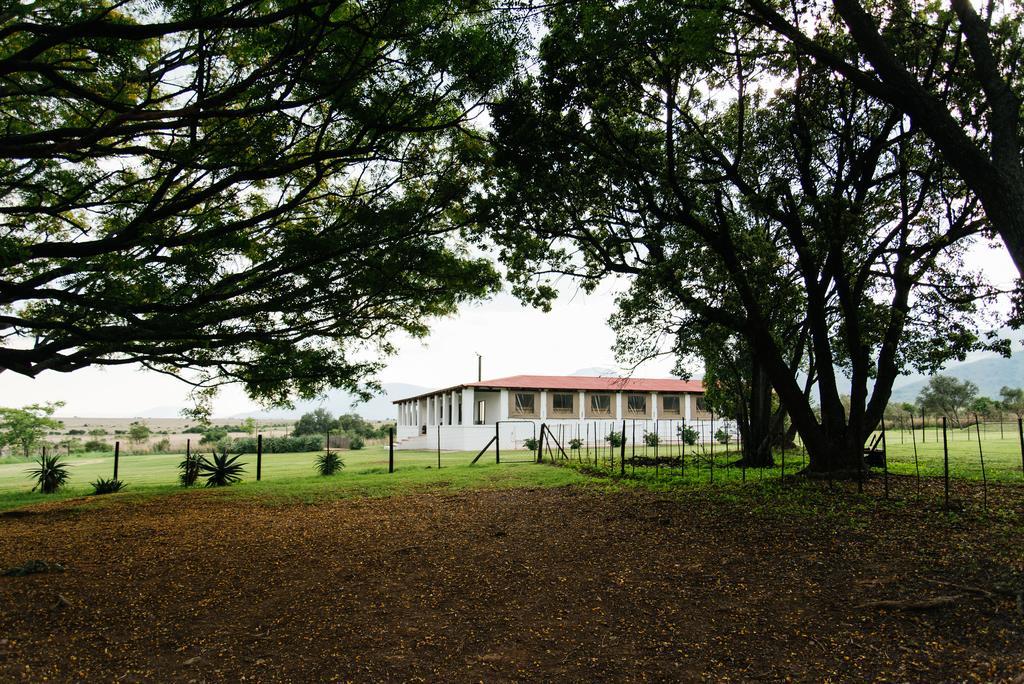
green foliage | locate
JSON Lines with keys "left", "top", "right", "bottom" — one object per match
{"left": 917, "top": 375, "right": 979, "bottom": 428}
{"left": 83, "top": 439, "right": 111, "bottom": 453}
{"left": 28, "top": 453, "right": 70, "bottom": 494}
{"left": 999, "top": 387, "right": 1024, "bottom": 418}
{"left": 0, "top": 402, "right": 65, "bottom": 458}
{"left": 90, "top": 478, "right": 125, "bottom": 495}
{"left": 199, "top": 426, "right": 229, "bottom": 445}
{"left": 605, "top": 432, "right": 623, "bottom": 448}
{"left": 568, "top": 437, "right": 583, "bottom": 450}
{"left": 231, "top": 435, "right": 322, "bottom": 454}
{"left": 316, "top": 452, "right": 345, "bottom": 476}
{"left": 349, "top": 435, "right": 365, "bottom": 451}
{"left": 678, "top": 425, "right": 699, "bottom": 446}
{"left": 87, "top": 428, "right": 108, "bottom": 437}
{"left": 523, "top": 437, "right": 539, "bottom": 451}
{"left": 178, "top": 452, "right": 202, "bottom": 488}
{"left": 293, "top": 409, "right": 340, "bottom": 437}
{"left": 0, "top": 1, "right": 518, "bottom": 412}
{"left": 644, "top": 432, "right": 660, "bottom": 447}
{"left": 127, "top": 422, "right": 151, "bottom": 447}
{"left": 714, "top": 428, "right": 732, "bottom": 446}
{"left": 152, "top": 438, "right": 171, "bottom": 453}
{"left": 199, "top": 451, "right": 246, "bottom": 488}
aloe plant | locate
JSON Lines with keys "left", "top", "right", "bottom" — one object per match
{"left": 199, "top": 450, "right": 246, "bottom": 487}
{"left": 28, "top": 453, "right": 70, "bottom": 494}
{"left": 91, "top": 477, "right": 125, "bottom": 495}
{"left": 316, "top": 451, "right": 344, "bottom": 476}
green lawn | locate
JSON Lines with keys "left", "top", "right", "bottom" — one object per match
{"left": 0, "top": 446, "right": 584, "bottom": 512}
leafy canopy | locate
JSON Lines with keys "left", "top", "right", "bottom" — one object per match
{"left": 0, "top": 0, "right": 522, "bottom": 414}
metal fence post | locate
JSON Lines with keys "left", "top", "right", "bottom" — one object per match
{"left": 389, "top": 427, "right": 394, "bottom": 474}
{"left": 942, "top": 417, "right": 949, "bottom": 508}
{"left": 256, "top": 435, "right": 262, "bottom": 481}
{"left": 113, "top": 441, "right": 120, "bottom": 480}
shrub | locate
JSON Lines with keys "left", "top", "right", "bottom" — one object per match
{"left": 83, "top": 439, "right": 111, "bottom": 452}
{"left": 87, "top": 428, "right": 108, "bottom": 437}
{"left": 178, "top": 452, "right": 202, "bottom": 487}
{"left": 199, "top": 450, "right": 246, "bottom": 487}
{"left": 605, "top": 431, "right": 623, "bottom": 448}
{"left": 678, "top": 425, "right": 699, "bottom": 445}
{"left": 714, "top": 428, "right": 732, "bottom": 445}
{"left": 91, "top": 478, "right": 126, "bottom": 495}
{"left": 199, "top": 426, "right": 229, "bottom": 445}
{"left": 568, "top": 437, "right": 582, "bottom": 450}
{"left": 644, "top": 432, "right": 660, "bottom": 447}
{"left": 67, "top": 429, "right": 86, "bottom": 435}
{"left": 28, "top": 453, "right": 70, "bottom": 494}
{"left": 230, "top": 434, "right": 322, "bottom": 453}
{"left": 349, "top": 435, "right": 365, "bottom": 450}
{"left": 316, "top": 451, "right": 345, "bottom": 476}
{"left": 523, "top": 437, "right": 539, "bottom": 451}
{"left": 151, "top": 438, "right": 171, "bottom": 453}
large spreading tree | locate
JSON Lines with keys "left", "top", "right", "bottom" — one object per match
{"left": 483, "top": 1, "right": 1008, "bottom": 473}
{"left": 737, "top": 0, "right": 1024, "bottom": 278}
{"left": 0, "top": 0, "right": 520, "bottom": 412}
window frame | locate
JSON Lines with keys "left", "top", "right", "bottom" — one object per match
{"left": 662, "top": 395, "right": 681, "bottom": 414}
{"left": 626, "top": 394, "right": 647, "bottom": 414}
{"left": 589, "top": 393, "right": 612, "bottom": 414}
{"left": 552, "top": 392, "right": 574, "bottom": 414}
{"left": 513, "top": 392, "right": 536, "bottom": 415}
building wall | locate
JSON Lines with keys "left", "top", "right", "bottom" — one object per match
{"left": 622, "top": 392, "right": 652, "bottom": 419}
{"left": 507, "top": 389, "right": 541, "bottom": 419}
{"left": 583, "top": 391, "right": 615, "bottom": 419}
{"left": 546, "top": 389, "right": 578, "bottom": 420}
{"left": 659, "top": 393, "right": 684, "bottom": 419}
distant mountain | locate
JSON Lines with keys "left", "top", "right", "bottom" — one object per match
{"left": 228, "top": 382, "right": 431, "bottom": 421}
{"left": 889, "top": 354, "right": 1024, "bottom": 403}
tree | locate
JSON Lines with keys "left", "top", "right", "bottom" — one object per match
{"left": 999, "top": 386, "right": 1024, "bottom": 420}
{"left": 292, "top": 409, "right": 339, "bottom": 437}
{"left": 0, "top": 0, "right": 520, "bottom": 413}
{"left": 242, "top": 418, "right": 258, "bottom": 437}
{"left": 483, "top": 1, "right": 1006, "bottom": 474}
{"left": 127, "top": 422, "right": 151, "bottom": 452}
{"left": 739, "top": 0, "right": 1024, "bottom": 278}
{"left": 0, "top": 402, "right": 64, "bottom": 458}
{"left": 916, "top": 375, "right": 978, "bottom": 428}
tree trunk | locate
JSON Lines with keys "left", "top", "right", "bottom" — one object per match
{"left": 738, "top": 357, "right": 775, "bottom": 467}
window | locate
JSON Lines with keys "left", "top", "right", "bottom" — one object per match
{"left": 552, "top": 392, "right": 574, "bottom": 413}
{"left": 663, "top": 395, "right": 680, "bottom": 413}
{"left": 514, "top": 392, "right": 536, "bottom": 414}
{"left": 590, "top": 394, "right": 611, "bottom": 413}
{"left": 696, "top": 396, "right": 708, "bottom": 412}
{"left": 627, "top": 394, "right": 647, "bottom": 414}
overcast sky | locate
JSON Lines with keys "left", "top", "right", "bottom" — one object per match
{"left": 1, "top": 238, "right": 1016, "bottom": 418}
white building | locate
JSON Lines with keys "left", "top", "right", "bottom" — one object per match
{"left": 393, "top": 374, "right": 721, "bottom": 451}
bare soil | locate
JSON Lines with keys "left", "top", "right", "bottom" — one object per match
{"left": 0, "top": 485, "right": 1022, "bottom": 682}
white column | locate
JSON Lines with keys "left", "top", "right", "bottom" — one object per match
{"left": 499, "top": 389, "right": 510, "bottom": 420}
{"left": 615, "top": 392, "right": 623, "bottom": 420}
{"left": 651, "top": 392, "right": 659, "bottom": 421}
{"left": 578, "top": 391, "right": 586, "bottom": 420}
{"left": 439, "top": 394, "right": 446, "bottom": 425}
{"left": 684, "top": 393, "right": 692, "bottom": 421}
{"left": 462, "top": 387, "right": 476, "bottom": 425}
{"left": 450, "top": 391, "right": 458, "bottom": 425}
{"left": 540, "top": 390, "right": 548, "bottom": 420}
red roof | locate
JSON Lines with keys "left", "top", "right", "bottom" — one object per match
{"left": 393, "top": 374, "right": 703, "bottom": 403}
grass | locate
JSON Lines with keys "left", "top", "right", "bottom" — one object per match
{"left": 0, "top": 446, "right": 586, "bottom": 512}
{"left": 3, "top": 422, "right": 1023, "bottom": 513}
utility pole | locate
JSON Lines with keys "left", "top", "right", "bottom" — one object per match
{"left": 475, "top": 352, "right": 482, "bottom": 381}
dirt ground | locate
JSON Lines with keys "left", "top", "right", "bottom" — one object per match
{"left": 0, "top": 484, "right": 1022, "bottom": 682}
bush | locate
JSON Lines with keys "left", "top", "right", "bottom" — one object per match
{"left": 523, "top": 437, "right": 539, "bottom": 451}
{"left": 316, "top": 451, "right": 345, "bottom": 476}
{"left": 199, "top": 426, "right": 229, "bottom": 445}
{"left": 568, "top": 437, "right": 582, "bottom": 450}
{"left": 714, "top": 428, "right": 732, "bottom": 445}
{"left": 83, "top": 439, "right": 111, "bottom": 452}
{"left": 678, "top": 425, "right": 699, "bottom": 445}
{"left": 644, "top": 432, "right": 660, "bottom": 447}
{"left": 349, "top": 435, "right": 365, "bottom": 450}
{"left": 67, "top": 429, "right": 86, "bottom": 435}
{"left": 29, "top": 453, "right": 70, "bottom": 494}
{"left": 230, "top": 434, "right": 322, "bottom": 453}
{"left": 152, "top": 438, "right": 171, "bottom": 453}
{"left": 91, "top": 477, "right": 126, "bottom": 495}
{"left": 605, "top": 431, "right": 623, "bottom": 448}
{"left": 199, "top": 450, "right": 246, "bottom": 487}
{"left": 179, "top": 452, "right": 202, "bottom": 487}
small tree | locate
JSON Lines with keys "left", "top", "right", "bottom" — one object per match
{"left": 127, "top": 422, "right": 151, "bottom": 452}
{"left": 678, "top": 425, "right": 699, "bottom": 446}
{"left": 643, "top": 432, "right": 660, "bottom": 447}
{"left": 714, "top": 428, "right": 732, "bottom": 446}
{"left": 999, "top": 387, "right": 1024, "bottom": 421}
{"left": 293, "top": 409, "right": 339, "bottom": 437}
{"left": 242, "top": 418, "right": 258, "bottom": 436}
{"left": 0, "top": 402, "right": 64, "bottom": 458}
{"left": 916, "top": 376, "right": 979, "bottom": 429}
{"left": 605, "top": 431, "right": 623, "bottom": 448}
